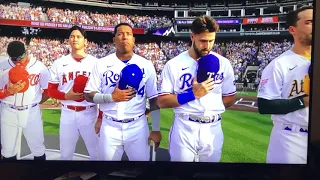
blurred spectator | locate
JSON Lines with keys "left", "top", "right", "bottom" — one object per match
{"left": 0, "top": 4, "right": 173, "bottom": 30}
{"left": 0, "top": 36, "right": 293, "bottom": 85}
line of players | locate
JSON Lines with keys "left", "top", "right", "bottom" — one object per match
{"left": 0, "top": 5, "right": 313, "bottom": 164}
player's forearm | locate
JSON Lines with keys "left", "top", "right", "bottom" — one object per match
{"left": 40, "top": 89, "right": 50, "bottom": 104}
{"left": 157, "top": 94, "right": 181, "bottom": 108}
{"left": 84, "top": 92, "right": 96, "bottom": 103}
{"left": 223, "top": 95, "right": 236, "bottom": 108}
{"left": 0, "top": 89, "right": 9, "bottom": 99}
{"left": 48, "top": 83, "right": 66, "bottom": 100}
{"left": 84, "top": 92, "right": 114, "bottom": 104}
{"left": 149, "top": 98, "right": 160, "bottom": 131}
{"left": 257, "top": 96, "right": 307, "bottom": 115}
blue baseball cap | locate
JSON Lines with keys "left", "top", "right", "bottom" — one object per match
{"left": 197, "top": 54, "right": 220, "bottom": 83}
{"left": 118, "top": 64, "right": 143, "bottom": 90}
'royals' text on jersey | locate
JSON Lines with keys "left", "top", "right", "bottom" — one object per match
{"left": 84, "top": 53, "right": 158, "bottom": 120}
{"left": 0, "top": 57, "right": 50, "bottom": 106}
{"left": 49, "top": 54, "right": 100, "bottom": 106}
{"left": 257, "top": 50, "right": 310, "bottom": 126}
{"left": 159, "top": 51, "right": 236, "bottom": 117}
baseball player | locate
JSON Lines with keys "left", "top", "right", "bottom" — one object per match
{"left": 0, "top": 41, "right": 50, "bottom": 160}
{"left": 47, "top": 26, "right": 100, "bottom": 160}
{"left": 158, "top": 16, "right": 236, "bottom": 162}
{"left": 84, "top": 23, "right": 161, "bottom": 161}
{"left": 257, "top": 6, "right": 313, "bottom": 164}
{"left": 0, "top": 55, "right": 8, "bottom": 160}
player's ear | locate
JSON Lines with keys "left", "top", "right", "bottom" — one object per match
{"left": 288, "top": 26, "right": 296, "bottom": 36}
{"left": 113, "top": 37, "right": 115, "bottom": 44}
{"left": 190, "top": 33, "right": 195, "bottom": 42}
{"left": 132, "top": 36, "right": 135, "bottom": 44}
{"left": 84, "top": 38, "right": 88, "bottom": 46}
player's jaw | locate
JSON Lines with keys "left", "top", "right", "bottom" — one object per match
{"left": 193, "top": 43, "right": 210, "bottom": 58}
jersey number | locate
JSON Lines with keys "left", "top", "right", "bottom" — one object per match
{"left": 137, "top": 85, "right": 145, "bottom": 97}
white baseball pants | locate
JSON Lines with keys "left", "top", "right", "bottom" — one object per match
{"left": 98, "top": 114, "right": 150, "bottom": 161}
{"left": 168, "top": 114, "right": 224, "bottom": 162}
{"left": 1, "top": 104, "right": 45, "bottom": 158}
{"left": 267, "top": 121, "right": 308, "bottom": 164}
{"left": 59, "top": 106, "right": 99, "bottom": 160}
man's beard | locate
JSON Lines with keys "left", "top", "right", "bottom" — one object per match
{"left": 193, "top": 43, "right": 210, "bottom": 59}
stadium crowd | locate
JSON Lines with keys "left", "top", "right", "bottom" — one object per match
{"left": 0, "top": 36, "right": 293, "bottom": 84}
{"left": 0, "top": 4, "right": 173, "bottom": 30}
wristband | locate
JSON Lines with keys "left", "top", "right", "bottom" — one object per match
{"left": 150, "top": 109, "right": 160, "bottom": 131}
{"left": 177, "top": 91, "right": 196, "bottom": 105}
{"left": 93, "top": 93, "right": 114, "bottom": 104}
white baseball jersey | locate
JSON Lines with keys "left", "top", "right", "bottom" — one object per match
{"left": 159, "top": 51, "right": 236, "bottom": 116}
{"left": 257, "top": 50, "right": 310, "bottom": 126}
{"left": 84, "top": 53, "right": 158, "bottom": 120}
{"left": 0, "top": 56, "right": 50, "bottom": 106}
{"left": 49, "top": 54, "right": 100, "bottom": 106}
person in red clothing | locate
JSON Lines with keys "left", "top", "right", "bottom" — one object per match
{"left": 47, "top": 26, "right": 101, "bottom": 160}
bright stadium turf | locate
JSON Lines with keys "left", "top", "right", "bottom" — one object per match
{"left": 42, "top": 108, "right": 272, "bottom": 163}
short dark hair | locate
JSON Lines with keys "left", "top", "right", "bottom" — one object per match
{"left": 191, "top": 16, "right": 219, "bottom": 34}
{"left": 286, "top": 5, "right": 313, "bottom": 28}
{"left": 114, "top": 23, "right": 133, "bottom": 36}
{"left": 69, "top": 25, "right": 87, "bottom": 38}
{"left": 7, "top": 41, "right": 26, "bottom": 61}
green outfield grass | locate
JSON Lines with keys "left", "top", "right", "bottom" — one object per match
{"left": 236, "top": 91, "right": 257, "bottom": 97}
{"left": 42, "top": 108, "right": 272, "bottom": 163}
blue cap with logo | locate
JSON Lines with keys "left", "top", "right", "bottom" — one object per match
{"left": 118, "top": 64, "right": 143, "bottom": 90}
{"left": 196, "top": 54, "right": 220, "bottom": 83}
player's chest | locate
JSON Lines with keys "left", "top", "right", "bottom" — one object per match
{"left": 174, "top": 66, "right": 225, "bottom": 92}
{"left": 59, "top": 61, "right": 94, "bottom": 80}
{"left": 283, "top": 63, "right": 309, "bottom": 98}
{"left": 102, "top": 63, "right": 148, "bottom": 88}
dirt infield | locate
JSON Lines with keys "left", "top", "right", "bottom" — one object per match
{"left": 40, "top": 94, "right": 258, "bottom": 113}
{"left": 230, "top": 94, "right": 258, "bottom": 112}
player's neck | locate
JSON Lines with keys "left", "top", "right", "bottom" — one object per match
{"left": 71, "top": 50, "right": 87, "bottom": 59}
{"left": 116, "top": 51, "right": 133, "bottom": 61}
{"left": 187, "top": 49, "right": 200, "bottom": 61}
{"left": 291, "top": 44, "right": 311, "bottom": 57}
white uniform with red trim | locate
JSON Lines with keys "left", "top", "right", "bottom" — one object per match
{"left": 84, "top": 53, "right": 158, "bottom": 161}
{"left": 49, "top": 54, "right": 100, "bottom": 160}
{"left": 0, "top": 56, "right": 49, "bottom": 158}
{"left": 159, "top": 51, "right": 236, "bottom": 162}
{"left": 257, "top": 50, "right": 310, "bottom": 164}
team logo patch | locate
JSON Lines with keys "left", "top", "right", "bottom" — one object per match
{"left": 258, "top": 79, "right": 268, "bottom": 92}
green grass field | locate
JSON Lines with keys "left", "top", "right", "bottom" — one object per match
{"left": 42, "top": 107, "right": 272, "bottom": 163}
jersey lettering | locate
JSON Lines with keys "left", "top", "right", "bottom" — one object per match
{"left": 211, "top": 72, "right": 224, "bottom": 84}
{"left": 179, "top": 73, "right": 192, "bottom": 90}
{"left": 28, "top": 74, "right": 40, "bottom": 86}
{"left": 103, "top": 70, "right": 120, "bottom": 87}
{"left": 61, "top": 71, "right": 91, "bottom": 85}
{"left": 141, "top": 68, "right": 146, "bottom": 78}
{"left": 289, "top": 79, "right": 304, "bottom": 97}
{"left": 137, "top": 85, "right": 145, "bottom": 97}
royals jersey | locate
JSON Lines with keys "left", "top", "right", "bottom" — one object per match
{"left": 159, "top": 51, "right": 236, "bottom": 117}
{"left": 49, "top": 54, "right": 100, "bottom": 106}
{"left": 84, "top": 53, "right": 158, "bottom": 120}
{"left": 0, "top": 56, "right": 50, "bottom": 106}
{"left": 257, "top": 50, "right": 310, "bottom": 126}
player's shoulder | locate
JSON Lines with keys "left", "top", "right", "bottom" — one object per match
{"left": 97, "top": 53, "right": 117, "bottom": 66}
{"left": 165, "top": 51, "right": 189, "bottom": 67}
{"left": 28, "top": 57, "right": 48, "bottom": 70}
{"left": 264, "top": 50, "right": 294, "bottom": 71}
{"left": 52, "top": 54, "right": 70, "bottom": 65}
{"left": 209, "top": 51, "right": 232, "bottom": 66}
{"left": 0, "top": 56, "right": 10, "bottom": 70}
{"left": 132, "top": 53, "right": 153, "bottom": 67}
{"left": 86, "top": 54, "right": 99, "bottom": 62}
